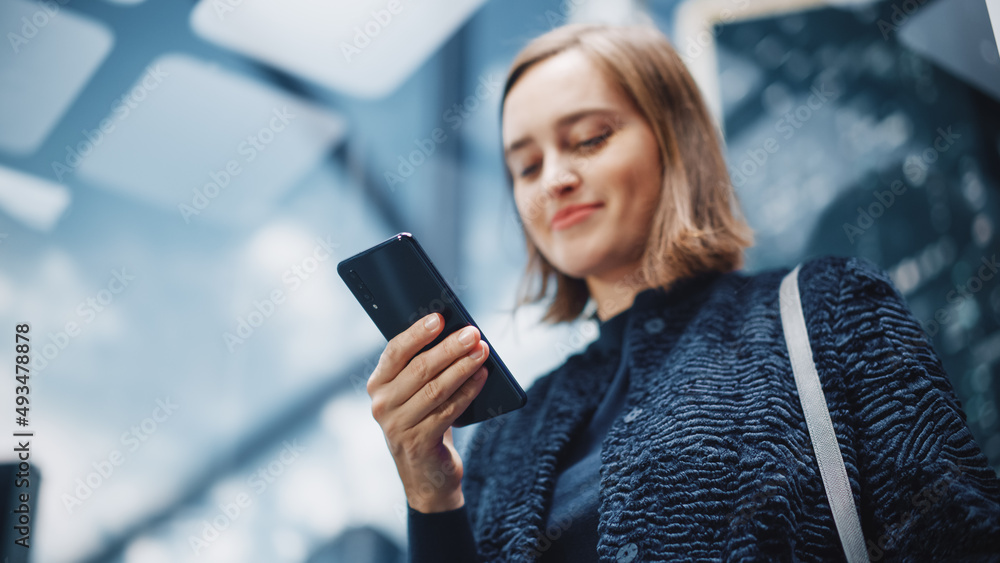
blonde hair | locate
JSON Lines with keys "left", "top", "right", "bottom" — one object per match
{"left": 501, "top": 22, "right": 754, "bottom": 324}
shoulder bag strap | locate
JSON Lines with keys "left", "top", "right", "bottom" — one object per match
{"left": 779, "top": 264, "right": 867, "bottom": 563}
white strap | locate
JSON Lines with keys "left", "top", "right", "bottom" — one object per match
{"left": 779, "top": 264, "right": 867, "bottom": 563}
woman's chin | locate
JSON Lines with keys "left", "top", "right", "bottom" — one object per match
{"left": 545, "top": 227, "right": 617, "bottom": 278}
{"left": 550, "top": 253, "right": 604, "bottom": 281}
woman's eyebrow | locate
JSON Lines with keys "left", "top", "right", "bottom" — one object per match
{"left": 503, "top": 107, "right": 618, "bottom": 159}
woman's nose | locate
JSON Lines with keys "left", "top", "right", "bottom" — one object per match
{"left": 542, "top": 155, "right": 581, "bottom": 198}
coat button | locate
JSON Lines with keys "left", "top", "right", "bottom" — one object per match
{"left": 623, "top": 407, "right": 643, "bottom": 422}
{"left": 643, "top": 318, "right": 664, "bottom": 334}
{"left": 616, "top": 542, "right": 639, "bottom": 562}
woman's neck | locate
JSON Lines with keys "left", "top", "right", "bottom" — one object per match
{"left": 586, "top": 263, "right": 653, "bottom": 322}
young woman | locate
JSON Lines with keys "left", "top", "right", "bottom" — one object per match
{"left": 365, "top": 23, "right": 1000, "bottom": 562}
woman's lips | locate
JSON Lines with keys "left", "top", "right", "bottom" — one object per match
{"left": 551, "top": 203, "right": 603, "bottom": 231}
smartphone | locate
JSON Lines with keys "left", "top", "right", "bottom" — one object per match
{"left": 337, "top": 232, "right": 526, "bottom": 426}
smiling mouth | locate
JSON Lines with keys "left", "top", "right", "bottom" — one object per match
{"left": 551, "top": 204, "right": 603, "bottom": 231}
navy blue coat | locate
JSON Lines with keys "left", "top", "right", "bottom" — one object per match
{"left": 459, "top": 255, "right": 1000, "bottom": 562}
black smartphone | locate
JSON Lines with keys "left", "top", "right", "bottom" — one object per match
{"left": 337, "top": 232, "right": 526, "bottom": 426}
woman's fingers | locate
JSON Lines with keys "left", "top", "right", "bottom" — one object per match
{"left": 369, "top": 312, "right": 443, "bottom": 393}
{"left": 418, "top": 362, "right": 491, "bottom": 440}
{"left": 383, "top": 323, "right": 484, "bottom": 412}
{"left": 395, "top": 338, "right": 490, "bottom": 430}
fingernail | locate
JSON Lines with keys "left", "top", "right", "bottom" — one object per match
{"left": 424, "top": 314, "right": 439, "bottom": 330}
{"left": 474, "top": 367, "right": 488, "bottom": 380}
{"left": 459, "top": 326, "right": 476, "bottom": 345}
{"left": 469, "top": 342, "right": 484, "bottom": 360}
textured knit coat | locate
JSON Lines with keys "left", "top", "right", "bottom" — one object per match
{"left": 460, "top": 255, "right": 1000, "bottom": 562}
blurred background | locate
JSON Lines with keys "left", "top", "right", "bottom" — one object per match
{"left": 0, "top": 0, "right": 998, "bottom": 561}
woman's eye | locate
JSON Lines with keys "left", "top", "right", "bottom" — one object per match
{"left": 516, "top": 130, "right": 612, "bottom": 177}
{"left": 578, "top": 130, "right": 612, "bottom": 149}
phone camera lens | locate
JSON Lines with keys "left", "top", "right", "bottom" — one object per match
{"left": 362, "top": 292, "right": 373, "bottom": 301}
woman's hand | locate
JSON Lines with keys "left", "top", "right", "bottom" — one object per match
{"left": 367, "top": 312, "right": 491, "bottom": 513}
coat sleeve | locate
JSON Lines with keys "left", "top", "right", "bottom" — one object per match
{"left": 830, "top": 256, "right": 1000, "bottom": 560}
{"left": 405, "top": 399, "right": 515, "bottom": 563}
{"left": 407, "top": 502, "right": 480, "bottom": 563}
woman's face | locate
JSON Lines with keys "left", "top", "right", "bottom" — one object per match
{"left": 502, "top": 48, "right": 663, "bottom": 283}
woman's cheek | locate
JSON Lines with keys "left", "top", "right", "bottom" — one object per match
{"left": 518, "top": 189, "right": 547, "bottom": 230}
{"left": 512, "top": 189, "right": 529, "bottom": 222}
